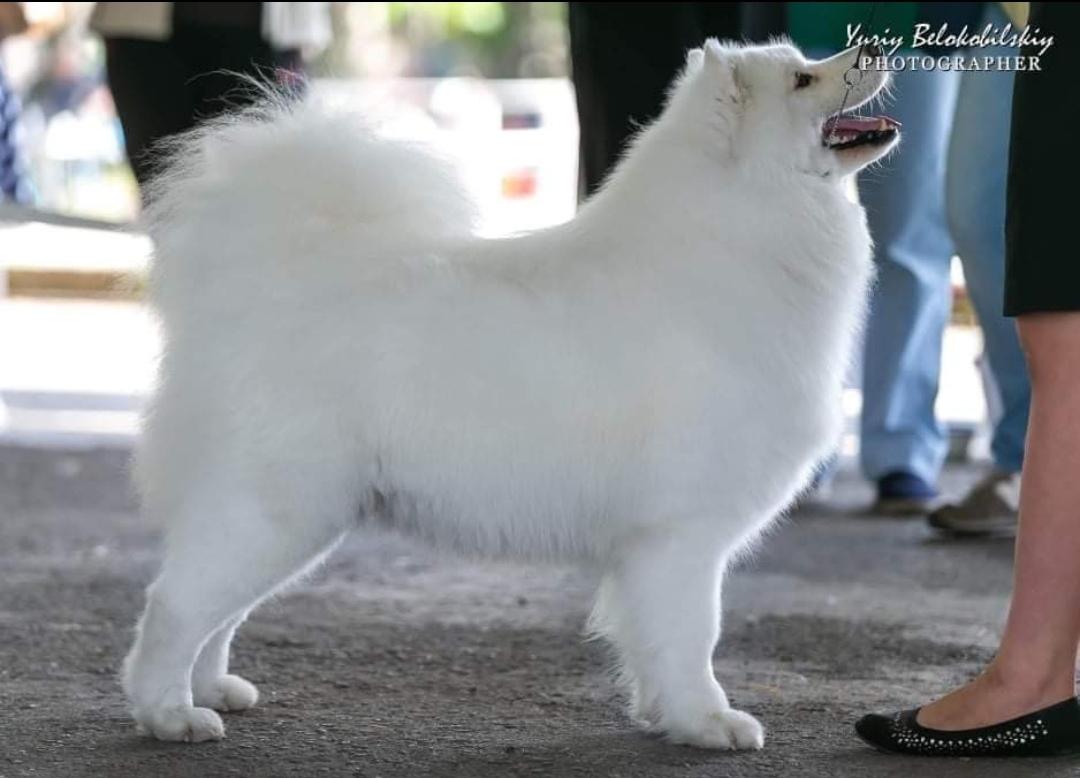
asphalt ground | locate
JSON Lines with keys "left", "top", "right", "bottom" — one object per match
{"left": 3, "top": 444, "right": 1072, "bottom": 777}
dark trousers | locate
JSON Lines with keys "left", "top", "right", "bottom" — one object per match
{"left": 568, "top": 2, "right": 784, "bottom": 197}
{"left": 105, "top": 25, "right": 299, "bottom": 187}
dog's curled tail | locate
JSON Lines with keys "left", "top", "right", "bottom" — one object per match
{"left": 142, "top": 87, "right": 478, "bottom": 326}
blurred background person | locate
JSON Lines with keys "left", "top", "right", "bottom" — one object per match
{"left": 927, "top": 1, "right": 1030, "bottom": 536}
{"left": 793, "top": 2, "right": 963, "bottom": 516}
{"left": 568, "top": 2, "right": 784, "bottom": 198}
{"left": 791, "top": 3, "right": 1030, "bottom": 523}
{"left": 91, "top": 2, "right": 331, "bottom": 189}
{"left": 0, "top": 1, "right": 32, "bottom": 203}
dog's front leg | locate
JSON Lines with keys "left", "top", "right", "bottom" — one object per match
{"left": 591, "top": 528, "right": 764, "bottom": 750}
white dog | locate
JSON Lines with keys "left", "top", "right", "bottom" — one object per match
{"left": 123, "top": 39, "right": 897, "bottom": 749}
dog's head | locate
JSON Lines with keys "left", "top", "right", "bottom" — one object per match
{"left": 666, "top": 38, "right": 899, "bottom": 179}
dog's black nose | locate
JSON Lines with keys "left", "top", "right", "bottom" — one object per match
{"left": 862, "top": 43, "right": 882, "bottom": 60}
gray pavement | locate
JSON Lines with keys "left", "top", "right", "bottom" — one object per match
{"left": 0, "top": 444, "right": 1072, "bottom": 777}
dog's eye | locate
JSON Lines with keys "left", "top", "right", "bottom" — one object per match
{"left": 794, "top": 72, "right": 814, "bottom": 90}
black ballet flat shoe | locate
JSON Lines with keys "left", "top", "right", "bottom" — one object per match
{"left": 855, "top": 697, "right": 1080, "bottom": 757}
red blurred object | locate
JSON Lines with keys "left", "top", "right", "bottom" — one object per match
{"left": 502, "top": 168, "right": 538, "bottom": 198}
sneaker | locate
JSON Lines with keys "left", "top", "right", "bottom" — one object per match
{"left": 873, "top": 471, "right": 939, "bottom": 516}
{"left": 928, "top": 470, "right": 1020, "bottom": 536}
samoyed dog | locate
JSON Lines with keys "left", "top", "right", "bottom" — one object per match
{"left": 123, "top": 39, "right": 897, "bottom": 749}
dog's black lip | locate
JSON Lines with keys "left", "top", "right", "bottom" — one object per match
{"left": 826, "top": 128, "right": 899, "bottom": 151}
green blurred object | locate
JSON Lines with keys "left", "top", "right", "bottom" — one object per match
{"left": 315, "top": 3, "right": 568, "bottom": 79}
{"left": 788, "top": 3, "right": 918, "bottom": 53}
{"left": 388, "top": 1, "right": 567, "bottom": 77}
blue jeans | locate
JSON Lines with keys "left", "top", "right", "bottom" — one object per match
{"left": 945, "top": 36, "right": 1029, "bottom": 475}
{"left": 859, "top": 16, "right": 1029, "bottom": 482}
{"left": 858, "top": 66, "right": 959, "bottom": 484}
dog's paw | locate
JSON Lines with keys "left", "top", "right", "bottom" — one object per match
{"left": 665, "top": 708, "right": 765, "bottom": 750}
{"left": 192, "top": 674, "right": 259, "bottom": 712}
{"left": 135, "top": 705, "right": 226, "bottom": 743}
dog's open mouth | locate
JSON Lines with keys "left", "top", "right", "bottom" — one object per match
{"left": 822, "top": 115, "right": 901, "bottom": 151}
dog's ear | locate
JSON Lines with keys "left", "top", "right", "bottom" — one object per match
{"left": 703, "top": 38, "right": 745, "bottom": 105}
{"left": 685, "top": 46, "right": 705, "bottom": 69}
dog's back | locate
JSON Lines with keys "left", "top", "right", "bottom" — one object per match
{"left": 144, "top": 97, "right": 478, "bottom": 330}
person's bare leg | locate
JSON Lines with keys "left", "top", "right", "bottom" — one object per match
{"left": 918, "top": 312, "right": 1080, "bottom": 730}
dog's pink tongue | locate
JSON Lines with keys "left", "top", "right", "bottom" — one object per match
{"left": 824, "top": 115, "right": 901, "bottom": 134}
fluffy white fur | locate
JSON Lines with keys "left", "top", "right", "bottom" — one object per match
{"left": 123, "top": 40, "right": 894, "bottom": 748}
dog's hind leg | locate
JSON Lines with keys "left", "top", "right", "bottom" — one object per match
{"left": 190, "top": 612, "right": 258, "bottom": 712}
{"left": 123, "top": 484, "right": 348, "bottom": 742}
{"left": 591, "top": 527, "right": 764, "bottom": 750}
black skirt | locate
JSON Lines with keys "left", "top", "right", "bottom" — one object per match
{"left": 1004, "top": 2, "right": 1080, "bottom": 316}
